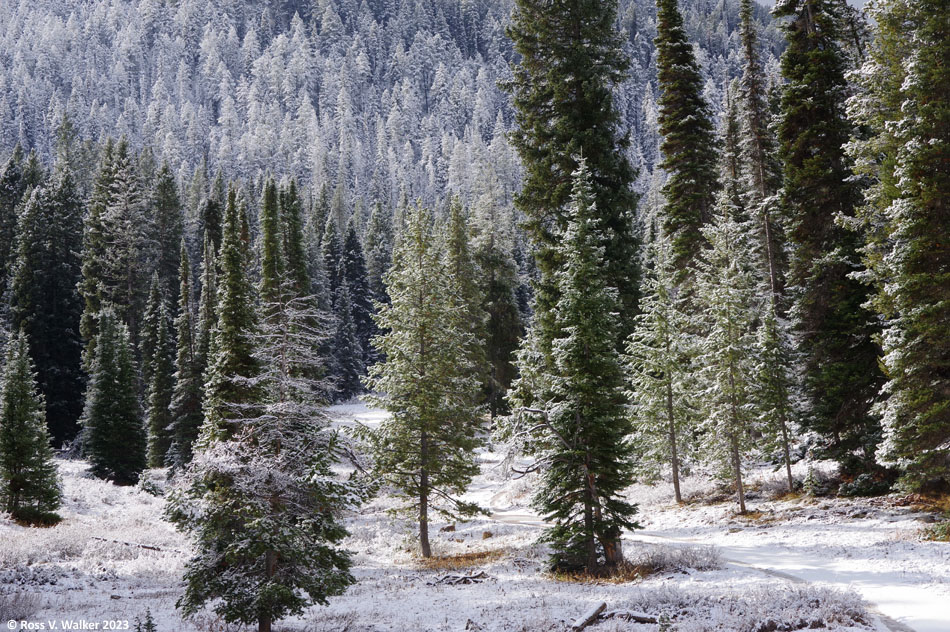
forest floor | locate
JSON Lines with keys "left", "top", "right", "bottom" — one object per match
{"left": 0, "top": 400, "right": 947, "bottom": 632}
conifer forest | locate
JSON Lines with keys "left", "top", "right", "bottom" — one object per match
{"left": 0, "top": 0, "right": 948, "bottom": 630}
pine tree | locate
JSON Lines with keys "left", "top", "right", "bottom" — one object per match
{"left": 168, "top": 242, "right": 203, "bottom": 467}
{"left": 342, "top": 221, "right": 375, "bottom": 364}
{"left": 194, "top": 236, "right": 217, "bottom": 399}
{"left": 140, "top": 275, "right": 163, "bottom": 390}
{"left": 471, "top": 196, "right": 522, "bottom": 420}
{"left": 364, "top": 201, "right": 394, "bottom": 304}
{"left": 738, "top": 0, "right": 785, "bottom": 302}
{"left": 168, "top": 178, "right": 356, "bottom": 632}
{"left": 527, "top": 162, "right": 637, "bottom": 573}
{"left": 329, "top": 282, "right": 364, "bottom": 401}
{"left": 0, "top": 145, "right": 25, "bottom": 301}
{"left": 506, "top": 0, "right": 640, "bottom": 350}
{"left": 0, "top": 331, "right": 61, "bottom": 525}
{"left": 694, "top": 194, "right": 761, "bottom": 513}
{"left": 83, "top": 308, "right": 147, "bottom": 485}
{"left": 9, "top": 166, "right": 84, "bottom": 446}
{"left": 201, "top": 190, "right": 261, "bottom": 441}
{"left": 754, "top": 307, "right": 797, "bottom": 492}
{"left": 849, "top": 0, "right": 950, "bottom": 491}
{"left": 278, "top": 179, "right": 309, "bottom": 298}
{"left": 146, "top": 299, "right": 175, "bottom": 468}
{"left": 775, "top": 0, "right": 882, "bottom": 475}
{"left": 443, "top": 197, "right": 485, "bottom": 378}
{"left": 363, "top": 203, "right": 482, "bottom": 558}
{"left": 625, "top": 234, "right": 696, "bottom": 503}
{"left": 654, "top": 0, "right": 720, "bottom": 275}
{"left": 153, "top": 163, "right": 184, "bottom": 307}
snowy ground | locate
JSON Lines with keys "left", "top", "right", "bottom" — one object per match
{"left": 0, "top": 401, "right": 946, "bottom": 631}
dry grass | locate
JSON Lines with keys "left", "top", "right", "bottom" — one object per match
{"left": 416, "top": 548, "right": 507, "bottom": 571}
{"left": 551, "top": 561, "right": 651, "bottom": 584}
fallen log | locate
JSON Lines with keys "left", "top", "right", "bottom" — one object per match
{"left": 571, "top": 602, "right": 606, "bottom": 631}
{"left": 90, "top": 536, "right": 184, "bottom": 554}
{"left": 428, "top": 570, "right": 489, "bottom": 586}
{"left": 601, "top": 609, "right": 658, "bottom": 624}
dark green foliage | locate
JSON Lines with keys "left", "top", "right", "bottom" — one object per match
{"left": 0, "top": 145, "right": 25, "bottom": 302}
{"left": 153, "top": 163, "right": 184, "bottom": 307}
{"left": 194, "top": 236, "right": 217, "bottom": 400}
{"left": 169, "top": 243, "right": 202, "bottom": 467}
{"left": 279, "top": 179, "right": 309, "bottom": 298}
{"left": 506, "top": 0, "right": 640, "bottom": 349}
{"left": 532, "top": 162, "right": 637, "bottom": 572}
{"left": 83, "top": 309, "right": 146, "bottom": 485}
{"left": 775, "top": 0, "right": 882, "bottom": 475}
{"left": 0, "top": 331, "right": 61, "bottom": 524}
{"left": 852, "top": 0, "right": 950, "bottom": 491}
{"left": 343, "top": 222, "right": 376, "bottom": 365}
{"left": 655, "top": 0, "right": 720, "bottom": 276}
{"left": 329, "top": 283, "right": 364, "bottom": 401}
{"left": 364, "top": 201, "right": 394, "bottom": 304}
{"left": 146, "top": 297, "right": 175, "bottom": 468}
{"left": 364, "top": 203, "right": 483, "bottom": 558}
{"left": 202, "top": 190, "right": 261, "bottom": 441}
{"left": 9, "top": 167, "right": 84, "bottom": 445}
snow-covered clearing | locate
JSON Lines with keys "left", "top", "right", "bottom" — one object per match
{"left": 0, "top": 401, "right": 946, "bottom": 632}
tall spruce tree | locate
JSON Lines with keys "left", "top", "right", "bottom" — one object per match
{"left": 145, "top": 299, "right": 175, "bottom": 468}
{"left": 83, "top": 308, "right": 146, "bottom": 485}
{"left": 153, "top": 163, "right": 184, "bottom": 307}
{"left": 529, "top": 162, "right": 637, "bottom": 573}
{"left": 654, "top": 0, "right": 720, "bottom": 275}
{"left": 849, "top": 0, "right": 950, "bottom": 491}
{"left": 0, "top": 145, "right": 25, "bottom": 302}
{"left": 363, "top": 203, "right": 482, "bottom": 558}
{"left": 364, "top": 201, "right": 394, "bottom": 304}
{"left": 506, "top": 0, "right": 640, "bottom": 350}
{"left": 0, "top": 331, "right": 61, "bottom": 524}
{"left": 9, "top": 166, "right": 84, "bottom": 445}
{"left": 201, "top": 189, "right": 261, "bottom": 440}
{"left": 168, "top": 174, "right": 355, "bottom": 632}
{"left": 443, "top": 198, "right": 485, "bottom": 381}
{"left": 194, "top": 236, "right": 217, "bottom": 399}
{"left": 694, "top": 194, "right": 761, "bottom": 513}
{"left": 625, "top": 234, "right": 696, "bottom": 503}
{"left": 775, "top": 0, "right": 883, "bottom": 475}
{"left": 168, "top": 242, "right": 203, "bottom": 467}
{"left": 278, "top": 179, "right": 309, "bottom": 298}
{"left": 342, "top": 221, "right": 375, "bottom": 365}
{"left": 140, "top": 274, "right": 164, "bottom": 389}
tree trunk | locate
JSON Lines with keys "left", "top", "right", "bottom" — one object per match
{"left": 258, "top": 550, "right": 277, "bottom": 632}
{"left": 419, "top": 431, "right": 431, "bottom": 558}
{"left": 730, "top": 432, "right": 747, "bottom": 514}
{"left": 780, "top": 412, "right": 794, "bottom": 493}
{"left": 666, "top": 379, "right": 682, "bottom": 503}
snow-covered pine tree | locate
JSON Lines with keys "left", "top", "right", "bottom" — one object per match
{"left": 507, "top": 0, "right": 640, "bottom": 349}
{"left": 201, "top": 190, "right": 261, "bottom": 440}
{"left": 625, "top": 233, "right": 696, "bottom": 503}
{"left": 443, "top": 197, "right": 485, "bottom": 384}
{"left": 168, "top": 242, "right": 202, "bottom": 468}
{"left": 140, "top": 274, "right": 163, "bottom": 390}
{"left": 278, "top": 179, "right": 309, "bottom": 299}
{"left": 654, "top": 0, "right": 720, "bottom": 276}
{"left": 167, "top": 178, "right": 356, "bottom": 632}
{"left": 849, "top": 0, "right": 950, "bottom": 491}
{"left": 342, "top": 220, "right": 375, "bottom": 365}
{"left": 145, "top": 297, "right": 175, "bottom": 468}
{"left": 0, "top": 144, "right": 25, "bottom": 301}
{"left": 363, "top": 202, "right": 482, "bottom": 558}
{"left": 364, "top": 200, "right": 394, "bottom": 304}
{"left": 0, "top": 330, "right": 61, "bottom": 525}
{"left": 194, "top": 235, "right": 217, "bottom": 400}
{"left": 775, "top": 0, "right": 882, "bottom": 476}
{"left": 694, "top": 193, "right": 761, "bottom": 513}
{"left": 83, "top": 308, "right": 147, "bottom": 485}
{"left": 153, "top": 162, "right": 183, "bottom": 308}
{"left": 529, "top": 161, "right": 637, "bottom": 573}
{"left": 9, "top": 165, "right": 84, "bottom": 446}
{"left": 329, "top": 282, "right": 364, "bottom": 401}
{"left": 754, "top": 307, "right": 797, "bottom": 492}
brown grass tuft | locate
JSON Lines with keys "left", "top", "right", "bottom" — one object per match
{"left": 551, "top": 562, "right": 651, "bottom": 584}
{"left": 416, "top": 548, "right": 507, "bottom": 571}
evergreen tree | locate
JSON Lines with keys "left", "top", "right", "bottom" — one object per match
{"left": 9, "top": 167, "right": 84, "bottom": 445}
{"left": 278, "top": 179, "right": 309, "bottom": 298}
{"left": 694, "top": 194, "right": 761, "bottom": 513}
{"left": 140, "top": 274, "right": 163, "bottom": 389}
{"left": 329, "top": 282, "right": 364, "bottom": 401}
{"left": 83, "top": 308, "right": 146, "bottom": 485}
{"left": 625, "top": 234, "right": 696, "bottom": 503}
{"left": 0, "top": 331, "right": 61, "bottom": 524}
{"left": 201, "top": 191, "right": 261, "bottom": 440}
{"left": 363, "top": 203, "right": 482, "bottom": 558}
{"left": 506, "top": 0, "right": 640, "bottom": 350}
{"left": 654, "top": 0, "right": 720, "bottom": 275}
{"left": 146, "top": 299, "right": 175, "bottom": 468}
{"left": 168, "top": 172, "right": 356, "bottom": 632}
{"left": 775, "top": 0, "right": 882, "bottom": 475}
{"left": 527, "top": 162, "right": 637, "bottom": 573}
{"left": 168, "top": 242, "right": 203, "bottom": 467}
{"left": 364, "top": 201, "right": 394, "bottom": 304}
{"left": 153, "top": 163, "right": 184, "bottom": 307}
{"left": 0, "top": 145, "right": 25, "bottom": 302}
{"left": 471, "top": 196, "right": 522, "bottom": 420}
{"left": 754, "top": 307, "right": 797, "bottom": 492}
{"left": 738, "top": 0, "right": 785, "bottom": 301}
{"left": 443, "top": 197, "right": 485, "bottom": 376}
{"left": 194, "top": 236, "right": 217, "bottom": 399}
{"left": 342, "top": 221, "right": 375, "bottom": 364}
{"left": 850, "top": 0, "right": 950, "bottom": 491}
